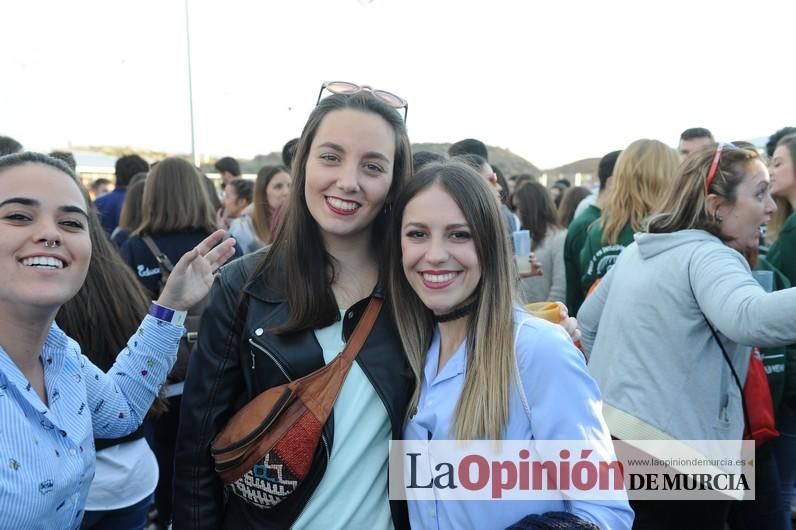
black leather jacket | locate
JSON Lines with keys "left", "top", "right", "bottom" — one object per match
{"left": 172, "top": 252, "right": 413, "bottom": 529}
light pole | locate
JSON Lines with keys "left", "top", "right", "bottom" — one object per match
{"left": 184, "top": 0, "right": 198, "bottom": 166}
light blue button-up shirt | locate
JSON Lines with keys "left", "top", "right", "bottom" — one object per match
{"left": 0, "top": 315, "right": 181, "bottom": 530}
{"left": 404, "top": 309, "right": 633, "bottom": 530}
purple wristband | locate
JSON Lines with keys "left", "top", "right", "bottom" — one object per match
{"left": 149, "top": 302, "right": 187, "bottom": 325}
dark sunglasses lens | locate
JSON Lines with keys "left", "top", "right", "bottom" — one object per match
{"left": 325, "top": 81, "right": 360, "bottom": 95}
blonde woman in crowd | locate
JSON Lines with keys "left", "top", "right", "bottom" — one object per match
{"left": 579, "top": 139, "right": 679, "bottom": 295}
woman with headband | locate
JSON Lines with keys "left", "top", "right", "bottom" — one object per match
{"left": 580, "top": 144, "right": 796, "bottom": 529}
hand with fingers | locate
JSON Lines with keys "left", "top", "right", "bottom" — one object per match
{"left": 156, "top": 230, "right": 237, "bottom": 311}
{"left": 555, "top": 301, "right": 583, "bottom": 348}
{"left": 518, "top": 253, "right": 544, "bottom": 278}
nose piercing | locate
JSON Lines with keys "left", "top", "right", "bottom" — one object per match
{"left": 43, "top": 240, "right": 60, "bottom": 248}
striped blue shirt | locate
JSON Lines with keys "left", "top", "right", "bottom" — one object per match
{"left": 0, "top": 315, "right": 181, "bottom": 530}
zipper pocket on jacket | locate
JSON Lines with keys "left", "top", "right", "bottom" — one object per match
{"left": 247, "top": 337, "right": 331, "bottom": 462}
{"left": 249, "top": 338, "right": 292, "bottom": 382}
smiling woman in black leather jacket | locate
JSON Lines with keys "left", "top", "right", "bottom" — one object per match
{"left": 173, "top": 88, "right": 414, "bottom": 530}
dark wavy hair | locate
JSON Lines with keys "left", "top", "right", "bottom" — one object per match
{"left": 511, "top": 180, "right": 560, "bottom": 246}
{"left": 56, "top": 186, "right": 166, "bottom": 415}
{"left": 257, "top": 91, "right": 413, "bottom": 334}
{"left": 558, "top": 186, "right": 592, "bottom": 228}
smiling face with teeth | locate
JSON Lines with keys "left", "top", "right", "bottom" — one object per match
{"left": 0, "top": 162, "right": 91, "bottom": 315}
{"left": 401, "top": 184, "right": 481, "bottom": 316}
{"left": 303, "top": 109, "right": 395, "bottom": 247}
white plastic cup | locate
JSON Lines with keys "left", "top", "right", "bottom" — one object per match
{"left": 512, "top": 230, "right": 532, "bottom": 274}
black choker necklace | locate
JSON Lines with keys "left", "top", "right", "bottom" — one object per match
{"left": 434, "top": 301, "right": 476, "bottom": 323}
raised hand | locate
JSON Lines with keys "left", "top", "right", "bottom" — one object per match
{"left": 156, "top": 230, "right": 237, "bottom": 311}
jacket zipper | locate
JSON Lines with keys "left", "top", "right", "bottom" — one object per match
{"left": 248, "top": 339, "right": 290, "bottom": 381}
{"left": 248, "top": 338, "right": 331, "bottom": 462}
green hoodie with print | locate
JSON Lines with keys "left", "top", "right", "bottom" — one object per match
{"left": 578, "top": 221, "right": 635, "bottom": 297}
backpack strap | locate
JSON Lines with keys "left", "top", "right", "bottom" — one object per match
{"left": 141, "top": 235, "right": 175, "bottom": 289}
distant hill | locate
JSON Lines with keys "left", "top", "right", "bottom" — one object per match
{"left": 410, "top": 143, "right": 542, "bottom": 177}
{"left": 236, "top": 142, "right": 543, "bottom": 177}
{"left": 70, "top": 145, "right": 185, "bottom": 162}
{"left": 69, "top": 144, "right": 602, "bottom": 187}
{"left": 542, "top": 158, "right": 600, "bottom": 187}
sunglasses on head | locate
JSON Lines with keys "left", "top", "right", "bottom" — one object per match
{"left": 316, "top": 81, "right": 408, "bottom": 121}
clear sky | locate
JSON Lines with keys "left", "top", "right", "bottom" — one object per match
{"left": 2, "top": 0, "right": 793, "bottom": 168}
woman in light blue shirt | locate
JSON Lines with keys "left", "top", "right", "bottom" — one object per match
{"left": 387, "top": 160, "right": 633, "bottom": 530}
{"left": 0, "top": 152, "right": 236, "bottom": 529}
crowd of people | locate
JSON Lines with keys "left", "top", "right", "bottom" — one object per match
{"left": 0, "top": 85, "right": 795, "bottom": 530}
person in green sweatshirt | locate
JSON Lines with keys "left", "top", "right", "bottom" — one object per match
{"left": 578, "top": 139, "right": 679, "bottom": 297}
{"left": 768, "top": 134, "right": 796, "bottom": 281}
{"left": 564, "top": 150, "right": 620, "bottom": 314}
{"left": 766, "top": 132, "right": 796, "bottom": 523}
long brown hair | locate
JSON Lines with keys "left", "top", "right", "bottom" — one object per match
{"left": 558, "top": 186, "right": 592, "bottom": 227}
{"left": 511, "top": 180, "right": 561, "bottom": 247}
{"left": 134, "top": 157, "right": 217, "bottom": 236}
{"left": 601, "top": 139, "right": 680, "bottom": 244}
{"left": 56, "top": 188, "right": 165, "bottom": 413}
{"left": 648, "top": 143, "right": 760, "bottom": 240}
{"left": 256, "top": 91, "right": 413, "bottom": 334}
{"left": 117, "top": 178, "right": 146, "bottom": 233}
{"left": 251, "top": 165, "right": 289, "bottom": 244}
{"left": 388, "top": 160, "right": 516, "bottom": 440}
{"left": 768, "top": 134, "right": 796, "bottom": 243}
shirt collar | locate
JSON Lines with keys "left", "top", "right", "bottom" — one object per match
{"left": 424, "top": 327, "right": 467, "bottom": 388}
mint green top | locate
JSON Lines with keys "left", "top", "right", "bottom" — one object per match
{"left": 293, "top": 311, "right": 394, "bottom": 530}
